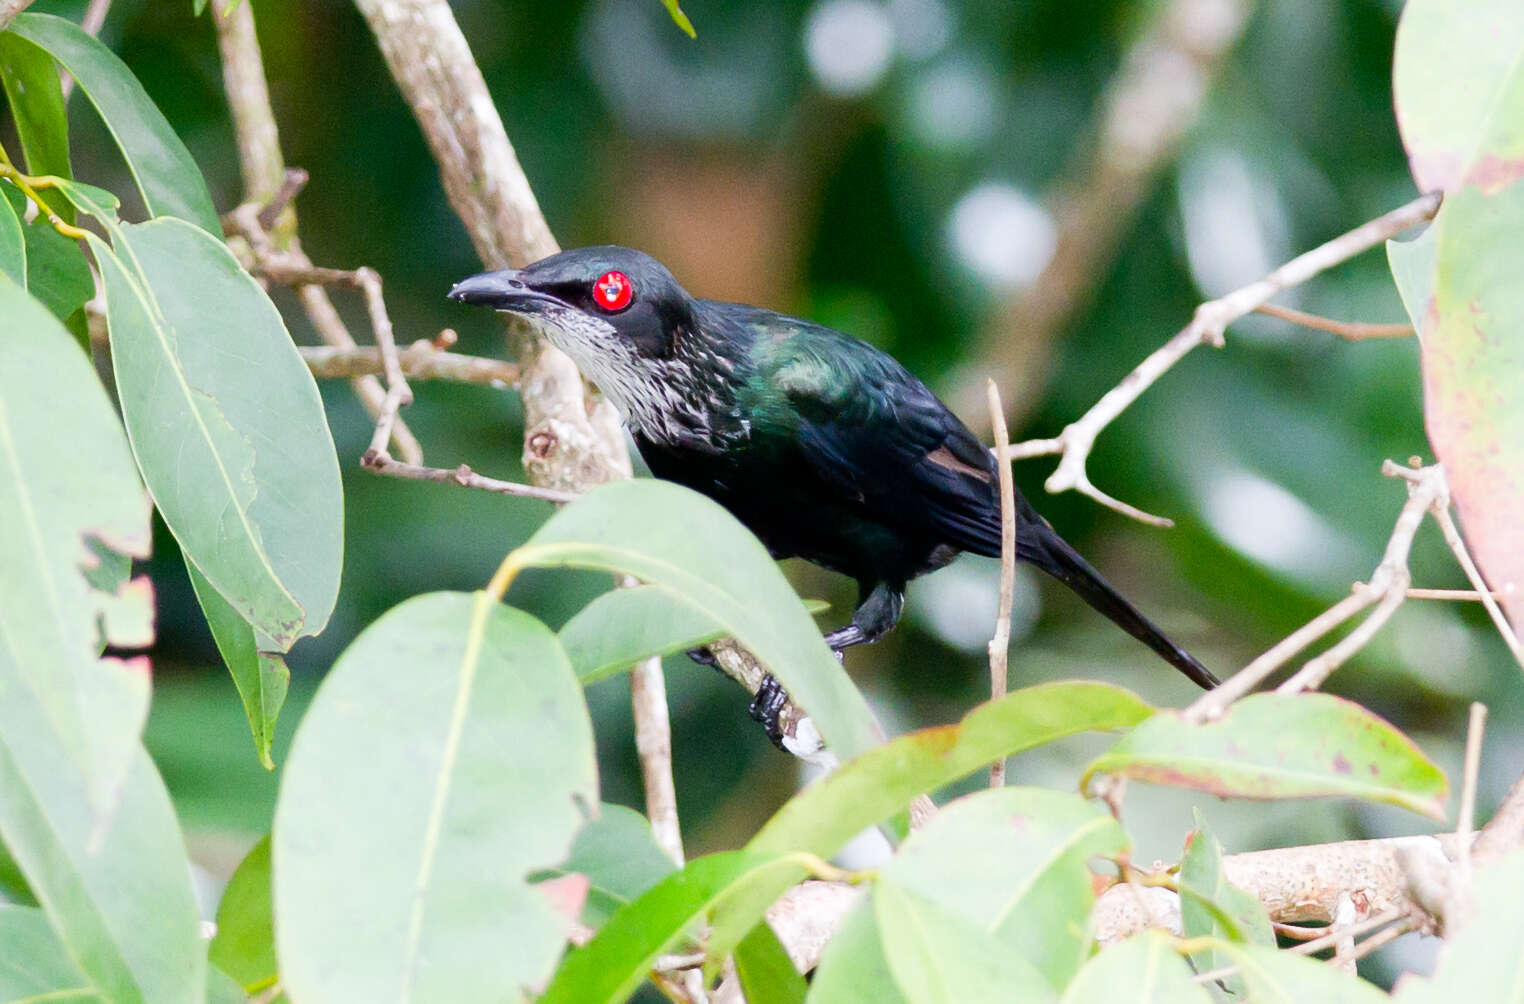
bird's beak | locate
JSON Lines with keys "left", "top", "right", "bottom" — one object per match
{"left": 447, "top": 270, "right": 566, "bottom": 313}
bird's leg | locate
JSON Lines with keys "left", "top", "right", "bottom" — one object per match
{"left": 822, "top": 581, "right": 905, "bottom": 651}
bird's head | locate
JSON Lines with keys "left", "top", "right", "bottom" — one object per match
{"left": 448, "top": 246, "right": 695, "bottom": 364}
{"left": 449, "top": 246, "right": 733, "bottom": 441}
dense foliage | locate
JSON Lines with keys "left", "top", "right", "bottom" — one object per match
{"left": 1, "top": 0, "right": 1521, "bottom": 1000}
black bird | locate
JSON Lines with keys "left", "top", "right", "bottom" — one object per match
{"left": 450, "top": 247, "right": 1217, "bottom": 736}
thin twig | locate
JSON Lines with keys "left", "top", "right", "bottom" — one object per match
{"left": 631, "top": 652, "right": 685, "bottom": 866}
{"left": 59, "top": 0, "right": 113, "bottom": 98}
{"left": 986, "top": 380, "right": 1016, "bottom": 789}
{"left": 1186, "top": 459, "right": 1444, "bottom": 720}
{"left": 1008, "top": 192, "right": 1441, "bottom": 526}
{"left": 1432, "top": 505, "right": 1524, "bottom": 669}
{"left": 1456, "top": 703, "right": 1487, "bottom": 880}
{"left": 1253, "top": 303, "right": 1413, "bottom": 340}
{"left": 1391, "top": 586, "right": 1519, "bottom": 602}
{"left": 299, "top": 342, "right": 518, "bottom": 386}
{"left": 1190, "top": 908, "right": 1406, "bottom": 985}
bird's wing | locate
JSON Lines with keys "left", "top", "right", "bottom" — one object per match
{"left": 757, "top": 323, "right": 1003, "bottom": 557}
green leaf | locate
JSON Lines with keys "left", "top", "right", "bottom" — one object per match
{"left": 0, "top": 273, "right": 150, "bottom": 811}
{"left": 1204, "top": 941, "right": 1388, "bottom": 1003}
{"left": 58, "top": 180, "right": 343, "bottom": 650}
{"left": 206, "top": 963, "right": 253, "bottom": 1004}
{"left": 1393, "top": 851, "right": 1524, "bottom": 1003}
{"left": 209, "top": 836, "right": 276, "bottom": 995}
{"left": 1082, "top": 693, "right": 1448, "bottom": 819}
{"left": 510, "top": 479, "right": 883, "bottom": 761}
{"left": 660, "top": 0, "right": 697, "bottom": 38}
{"left": 1387, "top": 226, "right": 1436, "bottom": 340}
{"left": 537, "top": 803, "right": 678, "bottom": 928}
{"left": 2, "top": 180, "right": 92, "bottom": 322}
{"left": 751, "top": 682, "right": 1151, "bottom": 860}
{"left": 542, "top": 851, "right": 815, "bottom": 1004}
{"left": 1392, "top": 0, "right": 1524, "bottom": 193}
{"left": 7, "top": 12, "right": 219, "bottom": 233}
{"left": 274, "top": 592, "right": 598, "bottom": 1002}
{"left": 1408, "top": 81, "right": 1524, "bottom": 633}
{"left": 1061, "top": 932, "right": 1211, "bottom": 1003}
{"left": 806, "top": 898, "right": 906, "bottom": 1004}
{"left": 874, "top": 882, "right": 1057, "bottom": 1003}
{"left": 559, "top": 584, "right": 725, "bottom": 684}
{"left": 187, "top": 561, "right": 290, "bottom": 768}
{"left": 879, "top": 786, "right": 1128, "bottom": 991}
{"left": 0, "top": 904, "right": 97, "bottom": 1001}
{"left": 0, "top": 31, "right": 74, "bottom": 221}
{"left": 0, "top": 186, "right": 23, "bottom": 285}
{"left": 1178, "top": 811, "right": 1274, "bottom": 998}
{"left": 735, "top": 921, "right": 808, "bottom": 1004}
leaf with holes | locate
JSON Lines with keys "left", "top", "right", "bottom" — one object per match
{"left": 273, "top": 593, "right": 597, "bottom": 1002}
{"left": 56, "top": 179, "right": 343, "bottom": 651}
{"left": 1082, "top": 694, "right": 1447, "bottom": 819}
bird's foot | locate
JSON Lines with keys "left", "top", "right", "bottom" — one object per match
{"left": 685, "top": 646, "right": 718, "bottom": 667}
{"left": 748, "top": 674, "right": 790, "bottom": 751}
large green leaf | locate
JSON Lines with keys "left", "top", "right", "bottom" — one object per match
{"left": 209, "top": 836, "right": 277, "bottom": 997}
{"left": 0, "top": 904, "right": 96, "bottom": 1002}
{"left": 1178, "top": 811, "right": 1274, "bottom": 998}
{"left": 1061, "top": 933, "right": 1210, "bottom": 1003}
{"left": 57, "top": 179, "right": 344, "bottom": 650}
{"left": 510, "top": 479, "right": 882, "bottom": 760}
{"left": 806, "top": 898, "right": 905, "bottom": 1004}
{"left": 878, "top": 787, "right": 1127, "bottom": 991}
{"left": 0, "top": 31, "right": 73, "bottom": 221}
{"left": 0, "top": 186, "right": 22, "bottom": 285}
{"left": 1082, "top": 694, "right": 1448, "bottom": 819}
{"left": 0, "top": 280, "right": 202, "bottom": 1001}
{"left": 7, "top": 12, "right": 219, "bottom": 233}
{"left": 187, "top": 561, "right": 289, "bottom": 769}
{"left": 1393, "top": 851, "right": 1524, "bottom": 1003}
{"left": 558, "top": 585, "right": 724, "bottom": 685}
{"left": 1392, "top": 0, "right": 1524, "bottom": 193}
{"left": 274, "top": 592, "right": 598, "bottom": 1002}
{"left": 541, "top": 850, "right": 815, "bottom": 1004}
{"left": 1390, "top": 0, "right": 1524, "bottom": 630}
{"left": 874, "top": 881, "right": 1057, "bottom": 1003}
{"left": 751, "top": 682, "right": 1151, "bottom": 860}
{"left": 0, "top": 273, "right": 150, "bottom": 809}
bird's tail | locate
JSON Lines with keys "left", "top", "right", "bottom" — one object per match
{"left": 1012, "top": 500, "right": 1219, "bottom": 690}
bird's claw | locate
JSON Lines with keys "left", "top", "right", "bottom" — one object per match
{"left": 748, "top": 675, "right": 790, "bottom": 750}
{"left": 686, "top": 646, "right": 718, "bottom": 666}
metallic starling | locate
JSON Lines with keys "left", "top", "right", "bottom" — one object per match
{"left": 450, "top": 246, "right": 1217, "bottom": 738}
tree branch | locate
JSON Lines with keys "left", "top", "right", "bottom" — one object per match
{"left": 0, "top": 0, "right": 35, "bottom": 31}
{"left": 1007, "top": 192, "right": 1442, "bottom": 526}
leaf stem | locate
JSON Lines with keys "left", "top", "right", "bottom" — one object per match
{"left": 0, "top": 151, "right": 91, "bottom": 241}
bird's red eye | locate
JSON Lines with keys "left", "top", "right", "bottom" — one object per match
{"left": 592, "top": 270, "right": 634, "bottom": 312}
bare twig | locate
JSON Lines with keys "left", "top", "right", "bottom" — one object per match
{"left": 1454, "top": 703, "right": 1487, "bottom": 891}
{"left": 1185, "top": 460, "right": 1447, "bottom": 721}
{"left": 987, "top": 381, "right": 1016, "bottom": 789}
{"left": 1253, "top": 303, "right": 1413, "bottom": 340}
{"left": 299, "top": 342, "right": 518, "bottom": 386}
{"left": 963, "top": 0, "right": 1252, "bottom": 422}
{"left": 1009, "top": 192, "right": 1441, "bottom": 526}
{"left": 631, "top": 653, "right": 685, "bottom": 866}
{"left": 1432, "top": 505, "right": 1524, "bottom": 669}
{"left": 1394, "top": 586, "right": 1520, "bottom": 602}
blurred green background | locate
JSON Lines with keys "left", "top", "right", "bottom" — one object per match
{"left": 11, "top": 0, "right": 1520, "bottom": 983}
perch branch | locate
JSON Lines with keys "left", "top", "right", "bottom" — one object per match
{"left": 1007, "top": 192, "right": 1441, "bottom": 527}
{"left": 298, "top": 340, "right": 518, "bottom": 386}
